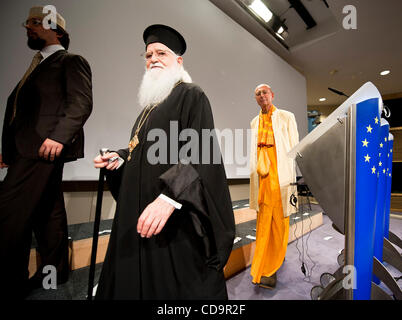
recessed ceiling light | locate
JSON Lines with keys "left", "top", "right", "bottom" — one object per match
{"left": 319, "top": 98, "right": 326, "bottom": 102}
{"left": 248, "top": 0, "right": 273, "bottom": 22}
{"left": 380, "top": 70, "right": 390, "bottom": 76}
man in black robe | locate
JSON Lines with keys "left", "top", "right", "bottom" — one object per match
{"left": 93, "top": 24, "right": 235, "bottom": 299}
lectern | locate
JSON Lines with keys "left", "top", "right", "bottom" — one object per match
{"left": 289, "top": 82, "right": 402, "bottom": 300}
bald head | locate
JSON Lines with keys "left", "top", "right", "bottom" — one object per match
{"left": 254, "top": 84, "right": 274, "bottom": 113}
{"left": 255, "top": 84, "right": 271, "bottom": 92}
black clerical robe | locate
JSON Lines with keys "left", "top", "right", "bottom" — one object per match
{"left": 95, "top": 82, "right": 235, "bottom": 300}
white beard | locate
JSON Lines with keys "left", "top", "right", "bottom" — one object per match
{"left": 138, "top": 62, "right": 192, "bottom": 108}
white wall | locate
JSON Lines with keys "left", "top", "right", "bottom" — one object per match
{"left": 0, "top": 0, "right": 307, "bottom": 181}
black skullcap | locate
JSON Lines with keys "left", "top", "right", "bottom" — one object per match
{"left": 143, "top": 24, "right": 186, "bottom": 56}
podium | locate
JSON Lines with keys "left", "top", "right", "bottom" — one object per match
{"left": 289, "top": 82, "right": 402, "bottom": 300}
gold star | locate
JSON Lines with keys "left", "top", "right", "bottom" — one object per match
{"left": 390, "top": 149, "right": 393, "bottom": 153}
{"left": 380, "top": 143, "right": 383, "bottom": 148}
{"left": 388, "top": 153, "right": 390, "bottom": 157}
{"left": 364, "top": 154, "right": 371, "bottom": 162}
{"left": 379, "top": 161, "right": 382, "bottom": 167}
{"left": 383, "top": 169, "right": 386, "bottom": 174}
{"left": 371, "top": 166, "right": 376, "bottom": 174}
{"left": 366, "top": 125, "right": 373, "bottom": 133}
{"left": 362, "top": 139, "right": 369, "bottom": 147}
{"left": 374, "top": 117, "right": 379, "bottom": 124}
{"left": 385, "top": 137, "right": 387, "bottom": 142}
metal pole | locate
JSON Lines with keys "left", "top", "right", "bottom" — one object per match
{"left": 344, "top": 106, "right": 356, "bottom": 300}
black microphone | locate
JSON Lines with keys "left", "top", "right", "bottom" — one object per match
{"left": 328, "top": 87, "right": 349, "bottom": 97}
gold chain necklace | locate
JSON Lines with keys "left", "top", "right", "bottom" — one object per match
{"left": 127, "top": 81, "right": 183, "bottom": 161}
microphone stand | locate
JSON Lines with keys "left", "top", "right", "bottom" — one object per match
{"left": 328, "top": 87, "right": 391, "bottom": 118}
{"left": 328, "top": 87, "right": 349, "bottom": 98}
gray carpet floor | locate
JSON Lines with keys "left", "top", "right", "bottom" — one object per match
{"left": 227, "top": 214, "right": 402, "bottom": 300}
{"left": 26, "top": 214, "right": 402, "bottom": 300}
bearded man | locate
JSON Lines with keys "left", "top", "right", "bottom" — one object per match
{"left": 0, "top": 6, "right": 92, "bottom": 299}
{"left": 93, "top": 24, "right": 235, "bottom": 300}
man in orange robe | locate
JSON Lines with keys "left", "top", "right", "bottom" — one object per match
{"left": 249, "top": 84, "right": 299, "bottom": 289}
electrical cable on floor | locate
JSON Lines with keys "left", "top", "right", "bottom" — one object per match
{"left": 300, "top": 199, "right": 308, "bottom": 281}
{"left": 303, "top": 207, "right": 317, "bottom": 284}
{"left": 290, "top": 192, "right": 317, "bottom": 284}
{"left": 290, "top": 194, "right": 304, "bottom": 276}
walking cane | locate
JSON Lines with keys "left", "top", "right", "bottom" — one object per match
{"left": 87, "top": 151, "right": 108, "bottom": 300}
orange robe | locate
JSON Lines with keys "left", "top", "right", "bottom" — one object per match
{"left": 250, "top": 107, "right": 290, "bottom": 284}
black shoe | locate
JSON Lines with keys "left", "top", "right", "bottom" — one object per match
{"left": 258, "top": 273, "right": 277, "bottom": 289}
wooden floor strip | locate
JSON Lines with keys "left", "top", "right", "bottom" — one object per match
{"left": 28, "top": 209, "right": 323, "bottom": 279}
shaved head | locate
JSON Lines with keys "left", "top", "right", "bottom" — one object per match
{"left": 254, "top": 84, "right": 274, "bottom": 113}
{"left": 254, "top": 83, "right": 271, "bottom": 93}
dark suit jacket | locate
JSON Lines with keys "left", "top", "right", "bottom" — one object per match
{"left": 1, "top": 50, "right": 93, "bottom": 164}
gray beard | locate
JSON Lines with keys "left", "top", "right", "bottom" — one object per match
{"left": 137, "top": 63, "right": 192, "bottom": 108}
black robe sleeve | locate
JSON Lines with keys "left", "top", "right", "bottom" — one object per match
{"left": 159, "top": 87, "right": 235, "bottom": 270}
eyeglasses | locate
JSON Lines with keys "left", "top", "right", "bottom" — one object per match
{"left": 22, "top": 18, "right": 42, "bottom": 28}
{"left": 141, "top": 49, "right": 175, "bottom": 61}
{"left": 255, "top": 89, "right": 271, "bottom": 96}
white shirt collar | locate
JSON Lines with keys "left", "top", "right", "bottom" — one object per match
{"left": 39, "top": 44, "right": 65, "bottom": 62}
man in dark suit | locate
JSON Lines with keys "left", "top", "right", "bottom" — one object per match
{"left": 0, "top": 6, "right": 92, "bottom": 299}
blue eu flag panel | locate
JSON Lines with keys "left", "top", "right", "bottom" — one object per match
{"left": 383, "top": 134, "right": 394, "bottom": 240}
{"left": 372, "top": 120, "right": 389, "bottom": 284}
{"left": 353, "top": 97, "right": 381, "bottom": 300}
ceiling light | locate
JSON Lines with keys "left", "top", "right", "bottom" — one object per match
{"left": 237, "top": 0, "right": 289, "bottom": 49}
{"left": 276, "top": 24, "right": 289, "bottom": 38}
{"left": 319, "top": 98, "right": 326, "bottom": 102}
{"left": 248, "top": 0, "right": 273, "bottom": 22}
{"left": 380, "top": 70, "right": 390, "bottom": 76}
{"left": 276, "top": 33, "right": 285, "bottom": 40}
{"left": 272, "top": 16, "right": 289, "bottom": 39}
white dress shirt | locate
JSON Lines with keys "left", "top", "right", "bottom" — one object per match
{"left": 39, "top": 44, "right": 65, "bottom": 62}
